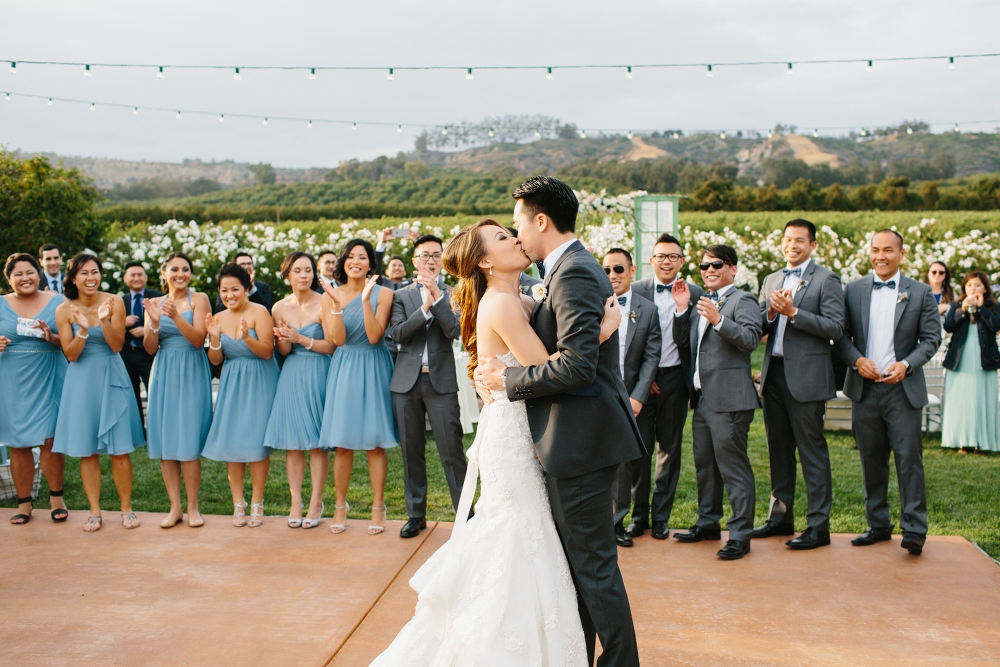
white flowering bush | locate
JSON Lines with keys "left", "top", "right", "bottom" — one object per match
{"left": 575, "top": 189, "right": 645, "bottom": 257}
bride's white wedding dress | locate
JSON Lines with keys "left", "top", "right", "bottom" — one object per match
{"left": 370, "top": 352, "right": 587, "bottom": 666}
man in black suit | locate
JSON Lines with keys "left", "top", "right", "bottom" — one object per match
{"left": 387, "top": 235, "right": 467, "bottom": 538}
{"left": 214, "top": 252, "right": 272, "bottom": 312}
{"left": 603, "top": 248, "right": 662, "bottom": 548}
{"left": 120, "top": 261, "right": 163, "bottom": 429}
{"left": 477, "top": 176, "right": 645, "bottom": 667}
{"left": 630, "top": 233, "right": 704, "bottom": 540}
{"left": 38, "top": 244, "right": 64, "bottom": 293}
{"left": 316, "top": 250, "right": 338, "bottom": 292}
{"left": 754, "top": 219, "right": 845, "bottom": 550}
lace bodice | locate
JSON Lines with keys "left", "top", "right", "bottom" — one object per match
{"left": 492, "top": 351, "right": 519, "bottom": 402}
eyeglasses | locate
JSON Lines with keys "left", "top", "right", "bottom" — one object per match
{"left": 413, "top": 253, "right": 443, "bottom": 261}
{"left": 603, "top": 265, "right": 627, "bottom": 275}
{"left": 651, "top": 253, "right": 683, "bottom": 263}
{"left": 699, "top": 260, "right": 728, "bottom": 271}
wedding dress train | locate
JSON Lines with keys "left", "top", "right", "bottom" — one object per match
{"left": 370, "top": 352, "right": 587, "bottom": 666}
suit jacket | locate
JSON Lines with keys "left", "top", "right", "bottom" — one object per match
{"left": 121, "top": 287, "right": 164, "bottom": 354}
{"left": 621, "top": 292, "right": 662, "bottom": 402}
{"left": 504, "top": 240, "right": 646, "bottom": 478}
{"left": 674, "top": 286, "right": 762, "bottom": 412}
{"left": 39, "top": 272, "right": 63, "bottom": 293}
{"left": 519, "top": 272, "right": 542, "bottom": 296}
{"left": 633, "top": 277, "right": 704, "bottom": 386}
{"left": 214, "top": 280, "right": 272, "bottom": 313}
{"left": 942, "top": 301, "right": 1000, "bottom": 371}
{"left": 759, "top": 262, "right": 845, "bottom": 402}
{"left": 835, "top": 275, "right": 941, "bottom": 409}
{"left": 386, "top": 280, "right": 460, "bottom": 394}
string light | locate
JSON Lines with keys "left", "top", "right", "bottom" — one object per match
{"left": 706, "top": 64, "right": 713, "bottom": 78}
{"left": 627, "top": 130, "right": 633, "bottom": 138}
{"left": 263, "top": 117, "right": 268, "bottom": 126}
{"left": 157, "top": 66, "right": 164, "bottom": 79}
{"left": 176, "top": 111, "right": 181, "bottom": 119}
{"left": 860, "top": 128, "right": 867, "bottom": 137}
{"left": 9, "top": 62, "right": 15, "bottom": 75}
{"left": 866, "top": 60, "right": 872, "bottom": 73}
{"left": 3, "top": 92, "right": 9, "bottom": 101}
{"left": 954, "top": 123, "right": 960, "bottom": 133}
{"left": 580, "top": 129, "right": 586, "bottom": 138}
{"left": 352, "top": 122, "right": 357, "bottom": 130}
{"left": 534, "top": 129, "right": 540, "bottom": 138}
{"left": 219, "top": 114, "right": 224, "bottom": 123}
{"left": 233, "top": 67, "right": 240, "bottom": 81}
{"left": 387, "top": 68, "right": 394, "bottom": 81}
{"left": 307, "top": 120, "right": 312, "bottom": 129}
{"left": 546, "top": 67, "right": 553, "bottom": 80}
{"left": 441, "top": 126, "right": 448, "bottom": 135}
{"left": 133, "top": 106, "right": 138, "bottom": 115}
{"left": 488, "top": 128, "right": 494, "bottom": 137}
{"left": 84, "top": 64, "right": 91, "bottom": 77}
{"left": 625, "top": 66, "right": 632, "bottom": 79}
{"left": 397, "top": 124, "right": 402, "bottom": 132}
{"left": 949, "top": 57, "right": 955, "bottom": 70}
{"left": 466, "top": 68, "right": 473, "bottom": 80}
{"left": 89, "top": 102, "right": 95, "bottom": 111}
{"left": 47, "top": 98, "right": 52, "bottom": 106}
{"left": 720, "top": 131, "right": 726, "bottom": 139}
{"left": 309, "top": 68, "right": 316, "bottom": 80}
{"left": 813, "top": 129, "right": 819, "bottom": 137}
{"left": 907, "top": 126, "right": 913, "bottom": 134}
{"left": 787, "top": 62, "right": 794, "bottom": 76}
{"left": 767, "top": 130, "right": 773, "bottom": 139}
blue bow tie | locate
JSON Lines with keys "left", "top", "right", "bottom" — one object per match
{"left": 617, "top": 296, "right": 627, "bottom": 306}
{"left": 873, "top": 280, "right": 896, "bottom": 290}
{"left": 707, "top": 291, "right": 720, "bottom": 301}
{"left": 783, "top": 267, "right": 802, "bottom": 277}
{"left": 656, "top": 282, "right": 674, "bottom": 293}
{"left": 536, "top": 260, "right": 545, "bottom": 280}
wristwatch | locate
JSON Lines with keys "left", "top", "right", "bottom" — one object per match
{"left": 901, "top": 359, "right": 911, "bottom": 371}
{"left": 789, "top": 307, "right": 799, "bottom": 323}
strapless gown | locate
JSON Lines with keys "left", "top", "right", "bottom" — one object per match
{"left": 263, "top": 322, "right": 331, "bottom": 450}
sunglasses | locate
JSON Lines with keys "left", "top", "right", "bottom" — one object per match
{"left": 604, "top": 265, "right": 627, "bottom": 275}
{"left": 699, "top": 260, "right": 728, "bottom": 271}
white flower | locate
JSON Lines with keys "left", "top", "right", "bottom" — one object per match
{"left": 530, "top": 284, "right": 547, "bottom": 303}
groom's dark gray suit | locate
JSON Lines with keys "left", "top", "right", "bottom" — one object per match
{"left": 504, "top": 239, "right": 645, "bottom": 667}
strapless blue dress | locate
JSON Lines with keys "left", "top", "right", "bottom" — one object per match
{"left": 53, "top": 323, "right": 145, "bottom": 457}
{"left": 263, "top": 322, "right": 331, "bottom": 451}
{"left": 146, "top": 303, "right": 213, "bottom": 461}
{"left": 202, "top": 331, "right": 279, "bottom": 463}
{"left": 318, "top": 287, "right": 398, "bottom": 450}
{"left": 0, "top": 296, "right": 67, "bottom": 448}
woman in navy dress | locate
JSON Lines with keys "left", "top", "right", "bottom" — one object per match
{"left": 264, "top": 252, "right": 334, "bottom": 528}
{"left": 1, "top": 253, "right": 68, "bottom": 524}
{"left": 202, "top": 263, "right": 278, "bottom": 528}
{"left": 53, "top": 254, "right": 145, "bottom": 532}
{"left": 319, "top": 239, "right": 397, "bottom": 535}
{"left": 143, "top": 252, "right": 213, "bottom": 528}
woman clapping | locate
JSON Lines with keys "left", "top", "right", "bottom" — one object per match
{"left": 202, "top": 263, "right": 279, "bottom": 527}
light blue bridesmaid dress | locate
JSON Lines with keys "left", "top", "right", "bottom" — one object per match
{"left": 202, "top": 331, "right": 279, "bottom": 462}
{"left": 263, "top": 322, "right": 331, "bottom": 450}
{"left": 52, "top": 323, "right": 145, "bottom": 457}
{"left": 318, "top": 286, "right": 398, "bottom": 450}
{"left": 145, "top": 293, "right": 213, "bottom": 461}
{"left": 0, "top": 295, "right": 67, "bottom": 448}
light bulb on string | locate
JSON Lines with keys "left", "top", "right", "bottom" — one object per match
{"left": 949, "top": 57, "right": 955, "bottom": 70}
{"left": 466, "top": 68, "right": 473, "bottom": 80}
{"left": 706, "top": 64, "right": 713, "bottom": 78}
{"left": 307, "top": 120, "right": 313, "bottom": 129}
{"left": 860, "top": 128, "right": 867, "bottom": 137}
{"left": 133, "top": 107, "right": 138, "bottom": 115}
{"left": 672, "top": 132, "right": 679, "bottom": 139}
{"left": 263, "top": 117, "right": 268, "bottom": 126}
{"left": 627, "top": 130, "right": 633, "bottom": 139}
{"left": 309, "top": 68, "right": 316, "bottom": 80}
{"left": 9, "top": 62, "right": 16, "bottom": 75}
{"left": 625, "top": 66, "right": 632, "bottom": 79}
{"left": 396, "top": 124, "right": 402, "bottom": 133}
{"left": 157, "top": 66, "right": 164, "bottom": 79}
{"left": 387, "top": 68, "right": 394, "bottom": 81}
{"left": 84, "top": 64, "right": 91, "bottom": 77}
{"left": 720, "top": 131, "right": 726, "bottom": 139}
{"left": 47, "top": 98, "right": 52, "bottom": 106}
{"left": 442, "top": 127, "right": 448, "bottom": 136}
{"left": 488, "top": 128, "right": 494, "bottom": 138}
{"left": 219, "top": 114, "right": 225, "bottom": 123}
{"left": 352, "top": 122, "right": 357, "bottom": 131}
{"left": 534, "top": 129, "right": 540, "bottom": 138}
{"left": 787, "top": 62, "right": 794, "bottom": 76}
{"left": 546, "top": 67, "right": 553, "bottom": 81}
{"left": 176, "top": 111, "right": 182, "bottom": 119}
{"left": 4, "top": 93, "right": 9, "bottom": 101}
{"left": 767, "top": 130, "right": 773, "bottom": 139}
{"left": 907, "top": 126, "right": 913, "bottom": 135}
{"left": 813, "top": 129, "right": 819, "bottom": 137}
{"left": 866, "top": 60, "right": 872, "bottom": 73}
{"left": 90, "top": 102, "right": 95, "bottom": 111}
{"left": 234, "top": 67, "right": 241, "bottom": 81}
{"left": 580, "top": 130, "right": 586, "bottom": 139}
{"left": 954, "top": 123, "right": 960, "bottom": 133}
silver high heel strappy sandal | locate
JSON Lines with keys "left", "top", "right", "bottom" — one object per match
{"left": 330, "top": 502, "right": 349, "bottom": 534}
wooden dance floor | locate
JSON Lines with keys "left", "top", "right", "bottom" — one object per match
{"left": 2, "top": 509, "right": 999, "bottom": 666}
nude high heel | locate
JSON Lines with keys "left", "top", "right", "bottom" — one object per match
{"left": 330, "top": 502, "right": 349, "bottom": 534}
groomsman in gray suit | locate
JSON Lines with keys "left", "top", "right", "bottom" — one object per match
{"left": 754, "top": 219, "right": 845, "bottom": 550}
{"left": 836, "top": 229, "right": 940, "bottom": 556}
{"left": 630, "top": 233, "right": 703, "bottom": 540}
{"left": 673, "top": 245, "right": 762, "bottom": 560}
{"left": 602, "top": 249, "right": 662, "bottom": 548}
{"left": 387, "top": 234, "right": 468, "bottom": 539}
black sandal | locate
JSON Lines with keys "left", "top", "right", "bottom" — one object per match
{"left": 10, "top": 496, "right": 33, "bottom": 525}
{"left": 50, "top": 489, "right": 69, "bottom": 522}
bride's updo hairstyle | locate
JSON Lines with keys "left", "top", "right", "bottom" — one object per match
{"left": 442, "top": 218, "right": 505, "bottom": 379}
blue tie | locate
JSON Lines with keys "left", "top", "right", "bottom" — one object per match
{"left": 707, "top": 291, "right": 720, "bottom": 301}
{"left": 617, "top": 296, "right": 627, "bottom": 306}
{"left": 536, "top": 260, "right": 545, "bottom": 280}
{"left": 783, "top": 267, "right": 802, "bottom": 277}
{"left": 656, "top": 283, "right": 670, "bottom": 293}
{"left": 131, "top": 293, "right": 143, "bottom": 347}
{"left": 873, "top": 280, "right": 896, "bottom": 290}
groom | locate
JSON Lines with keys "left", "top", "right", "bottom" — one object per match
{"left": 476, "top": 176, "right": 646, "bottom": 666}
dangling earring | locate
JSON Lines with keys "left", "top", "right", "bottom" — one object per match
{"left": 489, "top": 266, "right": 493, "bottom": 276}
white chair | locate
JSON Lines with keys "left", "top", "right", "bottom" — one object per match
{"left": 823, "top": 391, "right": 854, "bottom": 432}
{"left": 923, "top": 359, "right": 946, "bottom": 433}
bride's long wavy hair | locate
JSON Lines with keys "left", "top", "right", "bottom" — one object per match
{"left": 442, "top": 218, "right": 505, "bottom": 380}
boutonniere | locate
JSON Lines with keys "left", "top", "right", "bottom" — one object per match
{"left": 897, "top": 292, "right": 909, "bottom": 304}
{"left": 530, "top": 284, "right": 547, "bottom": 303}
{"left": 717, "top": 296, "right": 728, "bottom": 309}
{"left": 629, "top": 311, "right": 637, "bottom": 323}
{"left": 797, "top": 279, "right": 809, "bottom": 290}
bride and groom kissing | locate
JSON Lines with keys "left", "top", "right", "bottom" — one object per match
{"left": 371, "top": 176, "right": 646, "bottom": 666}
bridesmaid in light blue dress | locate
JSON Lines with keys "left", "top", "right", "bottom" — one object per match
{"left": 53, "top": 253, "right": 145, "bottom": 533}
{"left": 203, "top": 263, "right": 278, "bottom": 527}
{"left": 318, "top": 239, "right": 397, "bottom": 535}
{"left": 264, "top": 252, "right": 334, "bottom": 528}
{"left": 143, "top": 252, "right": 214, "bottom": 529}
{"left": 0, "top": 253, "right": 68, "bottom": 524}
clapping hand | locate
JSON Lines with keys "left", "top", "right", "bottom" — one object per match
{"left": 696, "top": 296, "right": 721, "bottom": 326}
{"left": 97, "top": 296, "right": 115, "bottom": 322}
{"left": 160, "top": 297, "right": 178, "bottom": 321}
{"left": 33, "top": 320, "right": 55, "bottom": 343}
{"left": 415, "top": 271, "right": 441, "bottom": 309}
{"left": 239, "top": 317, "right": 251, "bottom": 341}
{"left": 69, "top": 305, "right": 89, "bottom": 332}
{"left": 143, "top": 298, "right": 162, "bottom": 327}
{"left": 599, "top": 295, "right": 621, "bottom": 344}
{"left": 672, "top": 280, "right": 691, "bottom": 313}
{"left": 273, "top": 320, "right": 300, "bottom": 344}
{"left": 204, "top": 313, "right": 221, "bottom": 339}
{"left": 770, "top": 288, "right": 795, "bottom": 318}
{"left": 361, "top": 275, "right": 380, "bottom": 303}
{"left": 320, "top": 279, "right": 342, "bottom": 311}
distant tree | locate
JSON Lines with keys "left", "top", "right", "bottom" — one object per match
{"left": 558, "top": 124, "right": 579, "bottom": 140}
{"left": 824, "top": 183, "right": 849, "bottom": 210}
{"left": 789, "top": 178, "right": 821, "bottom": 210}
{"left": 249, "top": 163, "right": 276, "bottom": 186}
{"left": 188, "top": 178, "right": 222, "bottom": 196}
{"left": 415, "top": 132, "right": 429, "bottom": 153}
{"left": 930, "top": 153, "right": 956, "bottom": 179}
{"left": 754, "top": 185, "right": 778, "bottom": 211}
{"left": 856, "top": 185, "right": 877, "bottom": 210}
{"left": 403, "top": 161, "right": 429, "bottom": 179}
{"left": 868, "top": 160, "right": 886, "bottom": 184}
{"left": 692, "top": 178, "right": 734, "bottom": 211}
{"left": 919, "top": 181, "right": 940, "bottom": 209}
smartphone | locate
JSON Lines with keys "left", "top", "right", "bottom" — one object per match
{"left": 391, "top": 227, "right": 411, "bottom": 239}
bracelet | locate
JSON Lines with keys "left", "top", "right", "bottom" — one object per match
{"left": 305, "top": 338, "right": 315, "bottom": 351}
{"left": 149, "top": 325, "right": 160, "bottom": 334}
{"left": 76, "top": 330, "right": 89, "bottom": 340}
{"left": 209, "top": 340, "right": 222, "bottom": 350}
{"left": 331, "top": 310, "right": 344, "bottom": 316}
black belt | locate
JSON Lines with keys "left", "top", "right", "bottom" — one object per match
{"left": 770, "top": 356, "right": 784, "bottom": 363}
{"left": 657, "top": 365, "right": 682, "bottom": 374}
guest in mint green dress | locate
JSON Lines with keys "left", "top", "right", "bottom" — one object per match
{"left": 264, "top": 252, "right": 334, "bottom": 528}
{"left": 53, "top": 253, "right": 145, "bottom": 533}
{"left": 942, "top": 271, "right": 1000, "bottom": 452}
{"left": 203, "top": 263, "right": 278, "bottom": 528}
{"left": 143, "top": 252, "right": 214, "bottom": 528}
{"left": 318, "top": 239, "right": 397, "bottom": 536}
{"left": 1, "top": 253, "right": 68, "bottom": 525}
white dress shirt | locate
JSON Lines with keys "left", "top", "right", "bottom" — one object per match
{"left": 770, "top": 258, "right": 811, "bottom": 358}
{"left": 616, "top": 289, "right": 632, "bottom": 380}
{"left": 866, "top": 270, "right": 901, "bottom": 375}
{"left": 652, "top": 276, "right": 682, "bottom": 368}
{"left": 418, "top": 281, "right": 445, "bottom": 366}
{"left": 542, "top": 238, "right": 577, "bottom": 279}
{"left": 692, "top": 283, "right": 735, "bottom": 391}
{"left": 45, "top": 272, "right": 62, "bottom": 293}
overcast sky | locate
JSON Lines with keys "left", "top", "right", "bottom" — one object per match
{"left": 2, "top": 0, "right": 998, "bottom": 169}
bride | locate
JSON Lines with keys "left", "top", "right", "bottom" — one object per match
{"left": 370, "top": 219, "right": 620, "bottom": 666}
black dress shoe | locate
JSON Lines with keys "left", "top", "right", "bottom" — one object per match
{"left": 650, "top": 521, "right": 670, "bottom": 540}
{"left": 900, "top": 532, "right": 926, "bottom": 555}
{"left": 786, "top": 527, "right": 831, "bottom": 550}
{"left": 615, "top": 522, "right": 634, "bottom": 548}
{"left": 399, "top": 517, "right": 427, "bottom": 538}
{"left": 851, "top": 526, "right": 893, "bottom": 546}
{"left": 673, "top": 524, "right": 722, "bottom": 543}
{"left": 717, "top": 539, "right": 751, "bottom": 560}
{"left": 626, "top": 519, "right": 648, "bottom": 538}
{"left": 752, "top": 520, "right": 796, "bottom": 538}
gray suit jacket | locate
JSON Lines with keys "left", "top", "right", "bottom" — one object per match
{"left": 633, "top": 277, "right": 704, "bottom": 385}
{"left": 387, "top": 280, "right": 460, "bottom": 394}
{"left": 519, "top": 272, "right": 542, "bottom": 295}
{"left": 674, "top": 287, "right": 762, "bottom": 412}
{"left": 759, "top": 262, "right": 845, "bottom": 402}
{"left": 835, "top": 275, "right": 941, "bottom": 409}
{"left": 621, "top": 292, "right": 662, "bottom": 402}
{"left": 504, "top": 240, "right": 646, "bottom": 478}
